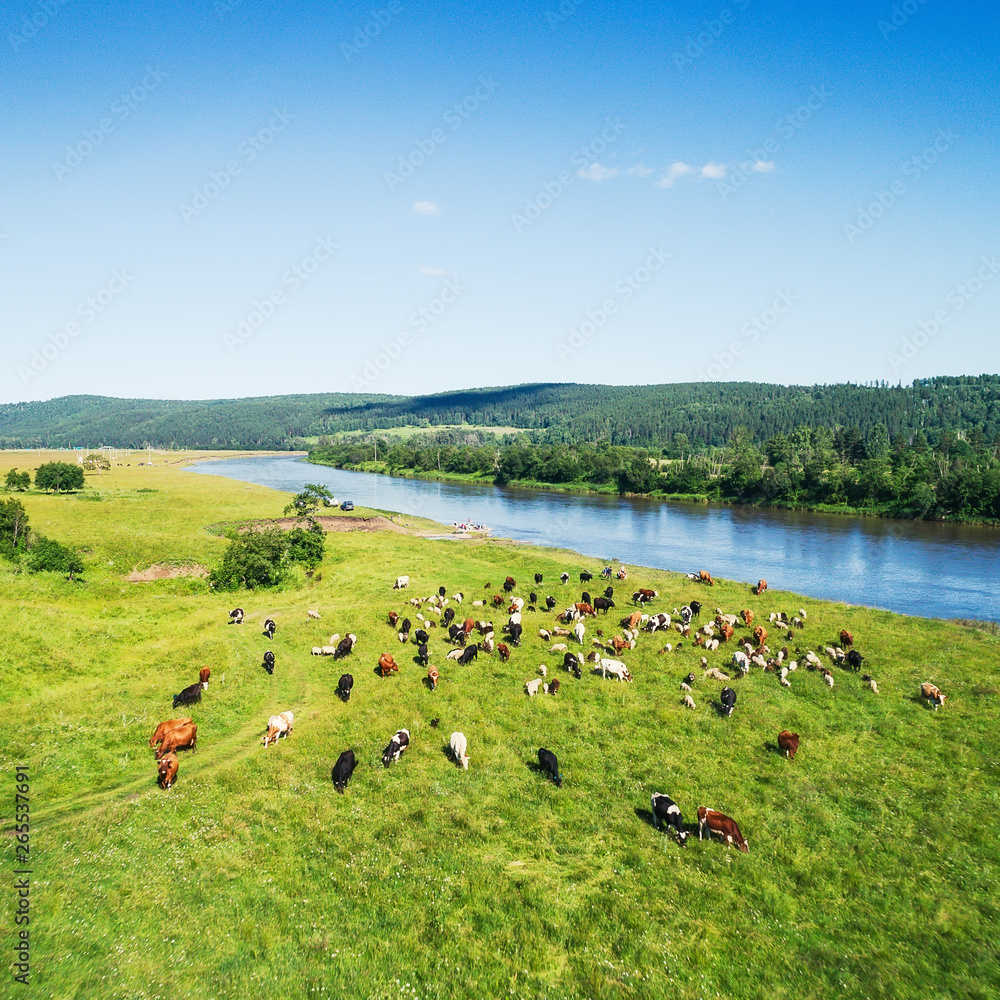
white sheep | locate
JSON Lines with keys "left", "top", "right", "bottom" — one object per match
{"left": 868, "top": 678, "right": 879, "bottom": 693}
{"left": 525, "top": 678, "right": 544, "bottom": 696}
{"left": 574, "top": 622, "right": 585, "bottom": 644}
{"left": 680, "top": 681, "right": 692, "bottom": 693}
{"left": 824, "top": 673, "right": 835, "bottom": 688}
{"left": 549, "top": 643, "right": 568, "bottom": 653}
{"left": 682, "top": 694, "right": 696, "bottom": 709}
{"left": 450, "top": 732, "right": 470, "bottom": 769}
{"left": 539, "top": 629, "right": 551, "bottom": 641}
{"left": 538, "top": 664, "right": 547, "bottom": 677}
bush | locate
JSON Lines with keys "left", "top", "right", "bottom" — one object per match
{"left": 209, "top": 527, "right": 290, "bottom": 590}
{"left": 287, "top": 523, "right": 325, "bottom": 571}
{"left": 34, "top": 462, "right": 84, "bottom": 492}
{"left": 4, "top": 469, "right": 30, "bottom": 491}
{"left": 0, "top": 498, "right": 30, "bottom": 555}
{"left": 26, "top": 535, "right": 84, "bottom": 580}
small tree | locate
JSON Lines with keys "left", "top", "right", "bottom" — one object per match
{"left": 283, "top": 483, "right": 334, "bottom": 519}
{"left": 4, "top": 469, "right": 30, "bottom": 491}
{"left": 0, "top": 498, "right": 30, "bottom": 560}
{"left": 26, "top": 534, "right": 84, "bottom": 581}
{"left": 209, "top": 527, "right": 290, "bottom": 590}
{"left": 287, "top": 522, "right": 325, "bottom": 571}
{"left": 34, "top": 461, "right": 85, "bottom": 493}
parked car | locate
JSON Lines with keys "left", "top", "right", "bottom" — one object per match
{"left": 340, "top": 500, "right": 354, "bottom": 511}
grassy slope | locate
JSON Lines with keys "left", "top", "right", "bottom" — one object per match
{"left": 1, "top": 453, "right": 999, "bottom": 1000}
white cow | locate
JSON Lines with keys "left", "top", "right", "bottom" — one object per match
{"left": 598, "top": 658, "right": 633, "bottom": 682}
{"left": 262, "top": 711, "right": 293, "bottom": 747}
{"left": 393, "top": 575, "right": 410, "bottom": 589}
{"left": 450, "top": 732, "right": 470, "bottom": 770}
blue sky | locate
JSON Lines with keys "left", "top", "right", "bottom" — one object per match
{"left": 3, "top": 0, "right": 997, "bottom": 403}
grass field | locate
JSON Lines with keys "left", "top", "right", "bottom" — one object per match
{"left": 2, "top": 452, "right": 999, "bottom": 1000}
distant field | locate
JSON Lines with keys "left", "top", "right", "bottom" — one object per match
{"left": 2, "top": 453, "right": 998, "bottom": 999}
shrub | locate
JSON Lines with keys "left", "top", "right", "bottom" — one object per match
{"left": 26, "top": 534, "right": 84, "bottom": 580}
{"left": 4, "top": 469, "right": 30, "bottom": 491}
{"left": 209, "top": 527, "right": 290, "bottom": 590}
{"left": 287, "top": 523, "right": 325, "bottom": 571}
{"left": 34, "top": 462, "right": 84, "bottom": 492}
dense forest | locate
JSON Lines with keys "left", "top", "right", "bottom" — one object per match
{"left": 309, "top": 421, "right": 1000, "bottom": 522}
{"left": 2, "top": 376, "right": 1000, "bottom": 450}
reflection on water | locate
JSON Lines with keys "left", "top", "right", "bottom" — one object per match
{"left": 189, "top": 456, "right": 1000, "bottom": 621}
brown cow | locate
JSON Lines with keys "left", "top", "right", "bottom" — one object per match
{"left": 778, "top": 730, "right": 800, "bottom": 760}
{"left": 921, "top": 682, "right": 947, "bottom": 709}
{"left": 740, "top": 608, "right": 754, "bottom": 626}
{"left": 752, "top": 625, "right": 767, "bottom": 646}
{"left": 610, "top": 635, "right": 628, "bottom": 654}
{"left": 697, "top": 807, "right": 749, "bottom": 853}
{"left": 157, "top": 752, "right": 179, "bottom": 789}
{"left": 497, "top": 642, "right": 511, "bottom": 662}
{"left": 199, "top": 666, "right": 211, "bottom": 690}
{"left": 699, "top": 570, "right": 714, "bottom": 586}
{"left": 149, "top": 717, "right": 193, "bottom": 749}
{"left": 840, "top": 629, "right": 854, "bottom": 648}
{"left": 156, "top": 722, "right": 197, "bottom": 760}
{"left": 492, "top": 594, "right": 505, "bottom": 607}
{"left": 755, "top": 579, "right": 767, "bottom": 595}
{"left": 377, "top": 653, "right": 399, "bottom": 677}
{"left": 574, "top": 602, "right": 595, "bottom": 617}
{"left": 427, "top": 665, "right": 439, "bottom": 690}
{"left": 462, "top": 617, "right": 476, "bottom": 635}
{"left": 621, "top": 611, "right": 642, "bottom": 630}
{"left": 719, "top": 622, "right": 734, "bottom": 642}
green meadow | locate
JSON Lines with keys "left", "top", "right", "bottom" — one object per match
{"left": 2, "top": 452, "right": 999, "bottom": 1000}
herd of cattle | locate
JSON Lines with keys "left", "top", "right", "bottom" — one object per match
{"left": 146, "top": 566, "right": 949, "bottom": 854}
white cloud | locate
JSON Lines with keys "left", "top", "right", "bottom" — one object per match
{"left": 627, "top": 164, "right": 654, "bottom": 177}
{"left": 655, "top": 162, "right": 692, "bottom": 188}
{"left": 413, "top": 201, "right": 441, "bottom": 215}
{"left": 700, "top": 162, "right": 727, "bottom": 180}
{"left": 576, "top": 163, "right": 619, "bottom": 181}
{"left": 418, "top": 266, "right": 448, "bottom": 276}
{"left": 753, "top": 160, "right": 775, "bottom": 172}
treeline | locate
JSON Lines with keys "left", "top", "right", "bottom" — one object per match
{"left": 309, "top": 422, "right": 1000, "bottom": 522}
{"left": 3, "top": 375, "right": 1000, "bottom": 450}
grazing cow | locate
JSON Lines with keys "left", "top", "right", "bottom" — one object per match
{"left": 459, "top": 644, "right": 479, "bottom": 665}
{"left": 336, "top": 673, "right": 354, "bottom": 702}
{"left": 560, "top": 573, "right": 569, "bottom": 585}
{"left": 262, "top": 711, "right": 293, "bottom": 747}
{"left": 720, "top": 686, "right": 737, "bottom": 716}
{"left": 334, "top": 634, "right": 357, "bottom": 660}
{"left": 580, "top": 571, "right": 593, "bottom": 583}
{"left": 573, "top": 622, "right": 585, "bottom": 644}
{"left": 417, "top": 643, "right": 429, "bottom": 666}
{"left": 755, "top": 579, "right": 767, "bottom": 595}
{"left": 388, "top": 610, "right": 399, "bottom": 627}
{"left": 393, "top": 575, "right": 410, "bottom": 589}
{"left": 610, "top": 635, "right": 628, "bottom": 655}
{"left": 263, "top": 618, "right": 276, "bottom": 639}
{"left": 173, "top": 682, "right": 202, "bottom": 709}
{"left": 503, "top": 576, "right": 516, "bottom": 593}
{"left": 382, "top": 729, "right": 410, "bottom": 767}
{"left": 538, "top": 748, "right": 562, "bottom": 787}
{"left": 149, "top": 717, "right": 193, "bottom": 749}
{"left": 574, "top": 603, "right": 594, "bottom": 617}
{"left": 599, "top": 658, "right": 633, "bottom": 682}
{"left": 529, "top": 592, "right": 538, "bottom": 607}
{"left": 427, "top": 665, "right": 439, "bottom": 689}
{"left": 651, "top": 792, "right": 687, "bottom": 843}
{"left": 199, "top": 666, "right": 211, "bottom": 690}
{"left": 438, "top": 586, "right": 447, "bottom": 598}
{"left": 508, "top": 623, "right": 523, "bottom": 646}
{"left": 332, "top": 749, "right": 357, "bottom": 793}
{"left": 414, "top": 628, "right": 429, "bottom": 645}
{"left": 545, "top": 595, "right": 557, "bottom": 610}
{"left": 740, "top": 609, "right": 754, "bottom": 627}
{"left": 646, "top": 612, "right": 670, "bottom": 632}
{"left": 620, "top": 611, "right": 642, "bottom": 630}
{"left": 377, "top": 653, "right": 399, "bottom": 677}
{"left": 442, "top": 607, "right": 456, "bottom": 627}
{"left": 462, "top": 617, "right": 476, "bottom": 636}
{"left": 156, "top": 722, "right": 197, "bottom": 759}
{"left": 637, "top": 588, "right": 658, "bottom": 603}
{"left": 697, "top": 807, "right": 749, "bottom": 853}
{"left": 534, "top": 573, "right": 544, "bottom": 584}
{"left": 752, "top": 625, "right": 767, "bottom": 646}
{"left": 839, "top": 629, "right": 854, "bottom": 648}
{"left": 450, "top": 732, "right": 470, "bottom": 769}
{"left": 719, "top": 622, "right": 735, "bottom": 642}
{"left": 778, "top": 730, "right": 800, "bottom": 759}
{"left": 263, "top": 650, "right": 275, "bottom": 675}
{"left": 921, "top": 682, "right": 947, "bottom": 709}
{"left": 400, "top": 618, "right": 412, "bottom": 635}
{"left": 846, "top": 649, "right": 863, "bottom": 671}
{"left": 697, "top": 570, "right": 714, "bottom": 586}
{"left": 580, "top": 591, "right": 592, "bottom": 606}
{"left": 497, "top": 643, "right": 511, "bottom": 662}
{"left": 228, "top": 607, "right": 244, "bottom": 625}
{"left": 157, "top": 752, "right": 179, "bottom": 789}
{"left": 548, "top": 678, "right": 561, "bottom": 695}
{"left": 562, "top": 650, "right": 581, "bottom": 671}
{"left": 492, "top": 594, "right": 505, "bottom": 608}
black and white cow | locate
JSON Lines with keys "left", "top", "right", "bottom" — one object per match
{"left": 263, "top": 618, "right": 276, "bottom": 640}
{"left": 507, "top": 623, "right": 523, "bottom": 646}
{"left": 382, "top": 729, "right": 410, "bottom": 767}
{"left": 538, "top": 748, "right": 562, "bottom": 787}
{"left": 334, "top": 634, "right": 356, "bottom": 660}
{"left": 545, "top": 596, "right": 557, "bottom": 611}
{"left": 442, "top": 608, "right": 455, "bottom": 627}
{"left": 414, "top": 628, "right": 429, "bottom": 646}
{"left": 263, "top": 650, "right": 275, "bottom": 675}
{"left": 651, "top": 792, "right": 687, "bottom": 843}
{"left": 172, "top": 682, "right": 202, "bottom": 709}
{"left": 560, "top": 573, "right": 570, "bottom": 585}
{"left": 534, "top": 573, "right": 544, "bottom": 584}
{"left": 332, "top": 749, "right": 357, "bottom": 792}
{"left": 646, "top": 612, "right": 670, "bottom": 632}
{"left": 459, "top": 644, "right": 479, "bottom": 665}
{"left": 228, "top": 607, "right": 244, "bottom": 624}
{"left": 337, "top": 673, "right": 354, "bottom": 702}
{"left": 720, "top": 686, "right": 737, "bottom": 716}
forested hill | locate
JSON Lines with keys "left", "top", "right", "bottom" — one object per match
{"left": 1, "top": 376, "right": 999, "bottom": 450}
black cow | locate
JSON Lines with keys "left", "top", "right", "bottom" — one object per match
{"left": 442, "top": 607, "right": 455, "bottom": 626}
{"left": 332, "top": 749, "right": 357, "bottom": 793}
{"left": 459, "top": 644, "right": 479, "bottom": 665}
{"left": 382, "top": 729, "right": 410, "bottom": 768}
{"left": 529, "top": 592, "right": 538, "bottom": 606}
{"left": 438, "top": 586, "right": 446, "bottom": 597}
{"left": 447, "top": 624, "right": 461, "bottom": 642}
{"left": 651, "top": 792, "right": 687, "bottom": 843}
{"left": 417, "top": 643, "right": 429, "bottom": 666}
{"left": 603, "top": 586, "right": 614, "bottom": 599}
{"left": 507, "top": 623, "right": 523, "bottom": 646}
{"left": 720, "top": 686, "right": 737, "bottom": 716}
{"left": 846, "top": 649, "right": 863, "bottom": 671}
{"left": 263, "top": 650, "right": 275, "bottom": 675}
{"left": 400, "top": 618, "right": 412, "bottom": 635}
{"left": 172, "top": 682, "right": 202, "bottom": 709}
{"left": 545, "top": 596, "right": 557, "bottom": 610}
{"left": 414, "top": 629, "right": 429, "bottom": 645}
{"left": 334, "top": 634, "right": 356, "bottom": 660}
{"left": 503, "top": 580, "right": 516, "bottom": 593}
{"left": 263, "top": 618, "right": 276, "bottom": 639}
{"left": 228, "top": 607, "right": 244, "bottom": 624}
{"left": 689, "top": 600, "right": 702, "bottom": 617}
{"left": 594, "top": 597, "right": 615, "bottom": 614}
{"left": 337, "top": 673, "right": 354, "bottom": 702}
{"left": 581, "top": 591, "right": 591, "bottom": 605}
{"left": 538, "top": 748, "right": 562, "bottom": 787}
{"left": 534, "top": 573, "right": 543, "bottom": 584}
{"left": 580, "top": 571, "right": 593, "bottom": 582}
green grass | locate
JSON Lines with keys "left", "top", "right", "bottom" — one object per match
{"left": 1, "top": 452, "right": 999, "bottom": 999}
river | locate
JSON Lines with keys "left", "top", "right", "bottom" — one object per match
{"left": 188, "top": 455, "right": 1000, "bottom": 621}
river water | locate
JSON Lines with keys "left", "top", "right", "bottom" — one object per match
{"left": 188, "top": 455, "right": 1000, "bottom": 621}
